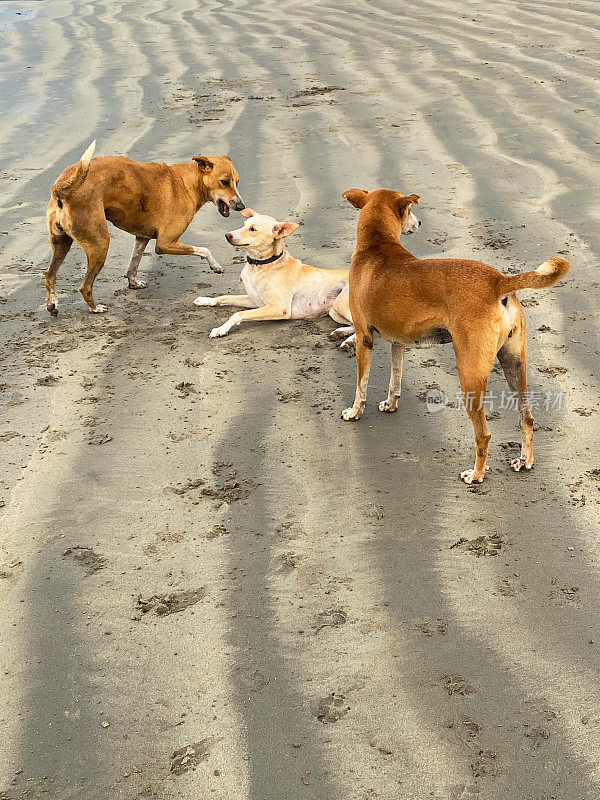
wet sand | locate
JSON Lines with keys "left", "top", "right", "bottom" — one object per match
{"left": 1, "top": 1, "right": 600, "bottom": 798}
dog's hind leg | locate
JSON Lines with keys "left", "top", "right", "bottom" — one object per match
{"left": 45, "top": 231, "right": 73, "bottom": 316}
{"left": 497, "top": 309, "right": 534, "bottom": 472}
{"left": 329, "top": 325, "right": 354, "bottom": 340}
{"left": 379, "top": 343, "right": 406, "bottom": 412}
{"left": 340, "top": 332, "right": 357, "bottom": 350}
{"left": 125, "top": 236, "right": 150, "bottom": 289}
{"left": 329, "top": 299, "right": 356, "bottom": 346}
{"left": 329, "top": 308, "right": 352, "bottom": 326}
{"left": 341, "top": 326, "right": 373, "bottom": 421}
{"left": 329, "top": 292, "right": 354, "bottom": 343}
{"left": 79, "top": 230, "right": 110, "bottom": 313}
{"left": 454, "top": 337, "right": 496, "bottom": 484}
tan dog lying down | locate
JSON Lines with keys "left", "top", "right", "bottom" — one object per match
{"left": 193, "top": 208, "right": 353, "bottom": 339}
{"left": 341, "top": 188, "right": 570, "bottom": 484}
{"left": 45, "top": 141, "right": 244, "bottom": 315}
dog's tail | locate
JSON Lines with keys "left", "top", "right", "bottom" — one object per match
{"left": 52, "top": 140, "right": 96, "bottom": 200}
{"left": 499, "top": 256, "right": 570, "bottom": 294}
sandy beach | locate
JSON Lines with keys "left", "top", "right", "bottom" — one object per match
{"left": 1, "top": 0, "right": 600, "bottom": 797}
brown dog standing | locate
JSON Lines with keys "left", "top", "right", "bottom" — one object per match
{"left": 341, "top": 188, "right": 570, "bottom": 484}
{"left": 45, "top": 142, "right": 244, "bottom": 314}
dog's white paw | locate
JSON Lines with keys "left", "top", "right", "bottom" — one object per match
{"left": 460, "top": 465, "right": 490, "bottom": 484}
{"left": 129, "top": 280, "right": 147, "bottom": 289}
{"left": 194, "top": 296, "right": 216, "bottom": 307}
{"left": 460, "top": 469, "right": 483, "bottom": 484}
{"left": 90, "top": 304, "right": 108, "bottom": 314}
{"left": 209, "top": 325, "right": 229, "bottom": 338}
{"left": 340, "top": 334, "right": 357, "bottom": 350}
{"left": 378, "top": 398, "right": 398, "bottom": 413}
{"left": 330, "top": 326, "right": 354, "bottom": 341}
{"left": 510, "top": 455, "right": 533, "bottom": 472}
{"left": 341, "top": 406, "right": 362, "bottom": 421}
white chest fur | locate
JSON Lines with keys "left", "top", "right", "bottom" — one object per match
{"left": 240, "top": 263, "right": 266, "bottom": 306}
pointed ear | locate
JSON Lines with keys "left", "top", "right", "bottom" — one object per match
{"left": 240, "top": 208, "right": 255, "bottom": 218}
{"left": 272, "top": 221, "right": 299, "bottom": 239}
{"left": 342, "top": 188, "right": 369, "bottom": 209}
{"left": 397, "top": 193, "right": 420, "bottom": 214}
{"left": 221, "top": 155, "right": 233, "bottom": 163}
{"left": 398, "top": 193, "right": 420, "bottom": 206}
{"left": 193, "top": 156, "right": 213, "bottom": 173}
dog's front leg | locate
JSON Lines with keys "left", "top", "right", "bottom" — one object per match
{"left": 192, "top": 246, "right": 224, "bottom": 274}
{"left": 194, "top": 294, "right": 256, "bottom": 308}
{"left": 155, "top": 238, "right": 224, "bottom": 274}
{"left": 209, "top": 304, "right": 290, "bottom": 338}
{"left": 341, "top": 333, "right": 373, "bottom": 421}
{"left": 379, "top": 343, "right": 406, "bottom": 412}
{"left": 125, "top": 236, "right": 150, "bottom": 288}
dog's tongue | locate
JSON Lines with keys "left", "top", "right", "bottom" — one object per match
{"left": 218, "top": 199, "right": 230, "bottom": 217}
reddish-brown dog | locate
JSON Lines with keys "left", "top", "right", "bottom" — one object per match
{"left": 341, "top": 188, "right": 570, "bottom": 484}
{"left": 45, "top": 141, "right": 244, "bottom": 314}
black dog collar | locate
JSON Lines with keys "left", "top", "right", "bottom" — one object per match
{"left": 246, "top": 251, "right": 284, "bottom": 266}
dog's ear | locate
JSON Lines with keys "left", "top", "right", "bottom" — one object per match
{"left": 397, "top": 193, "right": 420, "bottom": 214}
{"left": 193, "top": 156, "right": 214, "bottom": 172}
{"left": 398, "top": 193, "right": 420, "bottom": 208}
{"left": 240, "top": 208, "right": 255, "bottom": 218}
{"left": 272, "top": 221, "right": 299, "bottom": 239}
{"left": 342, "top": 188, "right": 368, "bottom": 209}
{"left": 221, "top": 155, "right": 233, "bottom": 163}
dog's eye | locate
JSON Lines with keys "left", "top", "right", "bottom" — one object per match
{"left": 249, "top": 226, "right": 256, "bottom": 231}
{"left": 220, "top": 179, "right": 230, "bottom": 187}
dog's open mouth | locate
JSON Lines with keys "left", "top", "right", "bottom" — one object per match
{"left": 217, "top": 199, "right": 230, "bottom": 218}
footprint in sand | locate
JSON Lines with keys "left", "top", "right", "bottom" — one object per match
{"left": 63, "top": 546, "right": 107, "bottom": 576}
{"left": 135, "top": 587, "right": 206, "bottom": 618}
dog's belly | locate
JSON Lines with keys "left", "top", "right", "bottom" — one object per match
{"left": 414, "top": 328, "right": 453, "bottom": 347}
{"left": 290, "top": 285, "right": 344, "bottom": 319}
{"left": 377, "top": 326, "right": 453, "bottom": 347}
{"left": 105, "top": 207, "right": 156, "bottom": 239}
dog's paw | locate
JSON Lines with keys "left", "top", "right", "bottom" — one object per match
{"left": 90, "top": 304, "right": 108, "bottom": 314}
{"left": 330, "top": 326, "right": 353, "bottom": 341}
{"left": 47, "top": 302, "right": 59, "bottom": 317}
{"left": 193, "top": 246, "right": 211, "bottom": 259}
{"left": 341, "top": 406, "right": 362, "bottom": 421}
{"left": 128, "top": 280, "right": 148, "bottom": 289}
{"left": 510, "top": 455, "right": 533, "bottom": 472}
{"left": 210, "top": 264, "right": 224, "bottom": 274}
{"left": 340, "top": 334, "right": 357, "bottom": 351}
{"left": 378, "top": 398, "right": 398, "bottom": 413}
{"left": 194, "top": 296, "right": 216, "bottom": 307}
{"left": 209, "top": 325, "right": 228, "bottom": 338}
{"left": 459, "top": 465, "right": 490, "bottom": 484}
{"left": 460, "top": 469, "right": 483, "bottom": 484}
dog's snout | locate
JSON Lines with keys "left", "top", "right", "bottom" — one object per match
{"left": 230, "top": 196, "right": 245, "bottom": 211}
{"left": 225, "top": 231, "right": 233, "bottom": 242}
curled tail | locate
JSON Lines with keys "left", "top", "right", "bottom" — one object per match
{"left": 500, "top": 256, "right": 570, "bottom": 294}
{"left": 52, "top": 140, "right": 96, "bottom": 199}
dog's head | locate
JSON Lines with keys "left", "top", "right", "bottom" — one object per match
{"left": 225, "top": 208, "right": 299, "bottom": 258}
{"left": 193, "top": 155, "right": 244, "bottom": 217}
{"left": 343, "top": 188, "right": 421, "bottom": 234}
